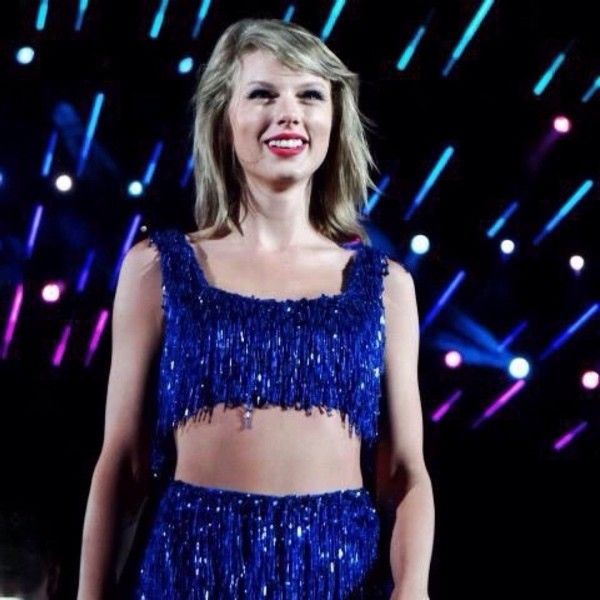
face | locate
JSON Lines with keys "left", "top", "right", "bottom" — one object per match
{"left": 227, "top": 49, "right": 333, "bottom": 190}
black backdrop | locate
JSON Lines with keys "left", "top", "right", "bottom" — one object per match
{"left": 1, "top": 1, "right": 598, "bottom": 598}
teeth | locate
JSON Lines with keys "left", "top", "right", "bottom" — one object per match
{"left": 268, "top": 138, "right": 305, "bottom": 148}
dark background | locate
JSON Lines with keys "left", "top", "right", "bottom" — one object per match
{"left": 1, "top": 1, "right": 598, "bottom": 598}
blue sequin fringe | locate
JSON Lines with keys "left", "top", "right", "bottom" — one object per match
{"left": 132, "top": 479, "right": 382, "bottom": 599}
{"left": 146, "top": 228, "right": 390, "bottom": 484}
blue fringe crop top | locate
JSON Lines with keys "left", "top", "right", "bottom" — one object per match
{"left": 147, "top": 228, "right": 390, "bottom": 482}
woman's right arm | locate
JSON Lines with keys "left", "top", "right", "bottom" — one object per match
{"left": 77, "top": 238, "right": 163, "bottom": 600}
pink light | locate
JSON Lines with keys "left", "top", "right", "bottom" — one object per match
{"left": 42, "top": 281, "right": 64, "bottom": 303}
{"left": 2, "top": 283, "right": 24, "bottom": 359}
{"left": 553, "top": 421, "right": 588, "bottom": 451}
{"left": 553, "top": 115, "right": 571, "bottom": 133}
{"left": 52, "top": 323, "right": 72, "bottom": 367}
{"left": 84, "top": 309, "right": 110, "bottom": 367}
{"left": 431, "top": 389, "right": 463, "bottom": 422}
{"left": 582, "top": 370, "right": 599, "bottom": 390}
{"left": 472, "top": 379, "right": 527, "bottom": 428}
{"left": 444, "top": 350, "right": 462, "bottom": 368}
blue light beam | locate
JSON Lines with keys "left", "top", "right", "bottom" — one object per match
{"left": 77, "top": 93, "right": 105, "bottom": 177}
{"left": 77, "top": 250, "right": 95, "bottom": 293}
{"left": 421, "top": 270, "right": 466, "bottom": 332}
{"left": 35, "top": 0, "right": 49, "bottom": 30}
{"left": 581, "top": 75, "right": 600, "bottom": 103}
{"left": 41, "top": 130, "right": 58, "bottom": 177}
{"left": 149, "top": 0, "right": 170, "bottom": 39}
{"left": 143, "top": 141, "right": 165, "bottom": 186}
{"left": 532, "top": 179, "right": 594, "bottom": 246}
{"left": 364, "top": 174, "right": 391, "bottom": 216}
{"left": 442, "top": 0, "right": 495, "bottom": 77}
{"left": 404, "top": 146, "right": 454, "bottom": 221}
{"left": 282, "top": 5, "right": 296, "bottom": 23}
{"left": 74, "top": 0, "right": 90, "bottom": 32}
{"left": 396, "top": 11, "right": 434, "bottom": 71}
{"left": 320, "top": 0, "right": 347, "bottom": 42}
{"left": 533, "top": 52, "right": 566, "bottom": 96}
{"left": 179, "top": 153, "right": 194, "bottom": 189}
{"left": 192, "top": 0, "right": 213, "bottom": 39}
{"left": 486, "top": 201, "right": 519, "bottom": 238}
{"left": 111, "top": 215, "right": 143, "bottom": 291}
{"left": 539, "top": 302, "right": 599, "bottom": 361}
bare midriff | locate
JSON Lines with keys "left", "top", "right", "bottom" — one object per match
{"left": 173, "top": 404, "right": 363, "bottom": 495}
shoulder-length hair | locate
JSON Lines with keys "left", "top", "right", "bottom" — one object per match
{"left": 190, "top": 18, "right": 379, "bottom": 244}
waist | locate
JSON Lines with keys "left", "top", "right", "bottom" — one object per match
{"left": 173, "top": 404, "right": 363, "bottom": 495}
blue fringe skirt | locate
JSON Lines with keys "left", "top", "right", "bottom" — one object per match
{"left": 131, "top": 479, "right": 382, "bottom": 599}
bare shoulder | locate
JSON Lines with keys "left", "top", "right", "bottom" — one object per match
{"left": 382, "top": 256, "right": 414, "bottom": 307}
{"left": 114, "top": 237, "right": 163, "bottom": 329}
{"left": 124, "top": 236, "right": 160, "bottom": 267}
{"left": 118, "top": 237, "right": 162, "bottom": 288}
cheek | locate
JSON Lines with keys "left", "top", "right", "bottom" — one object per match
{"left": 314, "top": 117, "right": 333, "bottom": 146}
{"left": 235, "top": 114, "right": 264, "bottom": 144}
{"left": 314, "top": 108, "right": 333, "bottom": 138}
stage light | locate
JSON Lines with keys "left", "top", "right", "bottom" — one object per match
{"left": 508, "top": 356, "right": 530, "bottom": 379}
{"left": 486, "top": 201, "right": 519, "bottom": 238}
{"left": 581, "top": 75, "right": 600, "bottom": 103}
{"left": 569, "top": 255, "right": 584, "bottom": 272}
{"left": 553, "top": 421, "right": 588, "bottom": 451}
{"left": 128, "top": 180, "right": 144, "bottom": 196}
{"left": 581, "top": 370, "right": 599, "bottom": 390}
{"left": 533, "top": 51, "right": 566, "bottom": 96}
{"left": 500, "top": 239, "right": 515, "bottom": 254}
{"left": 85, "top": 309, "right": 110, "bottom": 367}
{"left": 539, "top": 302, "right": 599, "bottom": 360}
{"left": 444, "top": 350, "right": 462, "bottom": 368}
{"left": 532, "top": 179, "right": 594, "bottom": 246}
{"left": 41, "top": 282, "right": 64, "bottom": 303}
{"left": 55, "top": 174, "right": 73, "bottom": 192}
{"left": 110, "top": 214, "right": 142, "bottom": 290}
{"left": 16, "top": 46, "right": 35, "bottom": 64}
{"left": 421, "top": 269, "right": 466, "bottom": 331}
{"left": 410, "top": 234, "right": 430, "bottom": 255}
{"left": 442, "top": 0, "right": 495, "bottom": 77}
{"left": 364, "top": 174, "right": 390, "bottom": 215}
{"left": 52, "top": 323, "right": 72, "bottom": 367}
{"left": 2, "top": 283, "right": 24, "bottom": 359}
{"left": 431, "top": 389, "right": 463, "bottom": 422}
{"left": 178, "top": 56, "right": 194, "bottom": 74}
{"left": 553, "top": 115, "right": 571, "bottom": 133}
{"left": 396, "top": 12, "right": 433, "bottom": 72}
{"left": 404, "top": 146, "right": 454, "bottom": 220}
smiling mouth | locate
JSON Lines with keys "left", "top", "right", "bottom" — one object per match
{"left": 264, "top": 139, "right": 308, "bottom": 157}
{"left": 264, "top": 139, "right": 309, "bottom": 147}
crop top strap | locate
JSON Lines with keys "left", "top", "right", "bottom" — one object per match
{"left": 357, "top": 242, "right": 391, "bottom": 306}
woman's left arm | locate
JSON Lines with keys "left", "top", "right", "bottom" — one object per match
{"left": 382, "top": 260, "right": 435, "bottom": 600}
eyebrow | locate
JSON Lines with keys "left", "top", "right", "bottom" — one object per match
{"left": 245, "top": 80, "right": 328, "bottom": 90}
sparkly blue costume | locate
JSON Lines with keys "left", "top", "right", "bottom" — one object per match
{"left": 131, "top": 228, "right": 390, "bottom": 599}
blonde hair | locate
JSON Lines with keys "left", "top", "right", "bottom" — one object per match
{"left": 189, "top": 18, "right": 380, "bottom": 244}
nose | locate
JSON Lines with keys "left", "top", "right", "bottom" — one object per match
{"left": 276, "top": 93, "right": 301, "bottom": 125}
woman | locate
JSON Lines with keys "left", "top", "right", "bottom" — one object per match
{"left": 77, "top": 18, "right": 434, "bottom": 600}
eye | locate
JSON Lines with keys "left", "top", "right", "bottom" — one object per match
{"left": 248, "top": 89, "right": 272, "bottom": 99}
{"left": 302, "top": 90, "right": 325, "bottom": 100}
{"left": 247, "top": 89, "right": 325, "bottom": 100}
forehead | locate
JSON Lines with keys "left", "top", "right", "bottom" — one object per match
{"left": 235, "top": 50, "right": 330, "bottom": 89}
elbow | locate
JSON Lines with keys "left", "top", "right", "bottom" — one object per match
{"left": 388, "top": 459, "right": 432, "bottom": 501}
{"left": 93, "top": 449, "right": 149, "bottom": 515}
{"left": 390, "top": 456, "right": 430, "bottom": 486}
